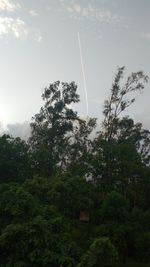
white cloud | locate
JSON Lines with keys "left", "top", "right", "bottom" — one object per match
{"left": 143, "top": 32, "right": 150, "bottom": 40}
{"left": 66, "top": 6, "right": 73, "bottom": 13}
{"left": 0, "top": 0, "right": 20, "bottom": 12}
{"left": 33, "top": 30, "right": 43, "bottom": 43}
{"left": 6, "top": 122, "right": 31, "bottom": 140}
{"left": 61, "top": 2, "right": 120, "bottom": 24}
{"left": 36, "top": 34, "right": 42, "bottom": 43}
{"left": 0, "top": 121, "right": 31, "bottom": 140}
{"left": 29, "top": 9, "right": 38, "bottom": 17}
{"left": 0, "top": 17, "right": 28, "bottom": 38}
{"left": 73, "top": 4, "right": 81, "bottom": 14}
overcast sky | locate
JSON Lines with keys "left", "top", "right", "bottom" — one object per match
{"left": 0, "top": 0, "right": 150, "bottom": 134}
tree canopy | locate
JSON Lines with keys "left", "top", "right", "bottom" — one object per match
{"left": 0, "top": 67, "right": 150, "bottom": 267}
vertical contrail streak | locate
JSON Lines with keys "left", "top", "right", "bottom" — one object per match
{"left": 77, "top": 32, "right": 89, "bottom": 115}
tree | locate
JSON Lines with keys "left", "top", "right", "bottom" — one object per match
{"left": 0, "top": 183, "right": 38, "bottom": 229}
{"left": 101, "top": 191, "right": 129, "bottom": 223}
{"left": 0, "top": 68, "right": 150, "bottom": 266}
{"left": 135, "top": 231, "right": 150, "bottom": 261}
{"left": 64, "top": 117, "right": 97, "bottom": 176}
{"left": 29, "top": 81, "right": 80, "bottom": 178}
{"left": 0, "top": 134, "right": 31, "bottom": 183}
{"left": 101, "top": 66, "right": 148, "bottom": 140}
{"left": 90, "top": 67, "right": 149, "bottom": 193}
{"left": 0, "top": 182, "right": 80, "bottom": 267}
{"left": 29, "top": 81, "right": 96, "bottom": 178}
{"left": 77, "top": 237, "right": 118, "bottom": 267}
{"left": 48, "top": 173, "right": 94, "bottom": 219}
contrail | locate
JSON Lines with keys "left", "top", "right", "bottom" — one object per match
{"left": 77, "top": 32, "right": 89, "bottom": 115}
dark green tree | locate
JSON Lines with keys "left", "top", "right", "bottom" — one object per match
{"left": 29, "top": 81, "right": 81, "bottom": 178}
{"left": 101, "top": 66, "right": 148, "bottom": 140}
{"left": 89, "top": 67, "right": 149, "bottom": 197}
{"left": 49, "top": 173, "right": 94, "bottom": 219}
{"left": 77, "top": 237, "right": 118, "bottom": 267}
{"left": 29, "top": 81, "right": 96, "bottom": 178}
{"left": 101, "top": 191, "right": 129, "bottom": 223}
{"left": 0, "top": 134, "right": 31, "bottom": 183}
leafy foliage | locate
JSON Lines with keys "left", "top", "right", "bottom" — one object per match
{"left": 102, "top": 67, "right": 148, "bottom": 140}
{"left": 0, "top": 135, "right": 31, "bottom": 183}
{"left": 77, "top": 237, "right": 119, "bottom": 267}
{"left": 0, "top": 68, "right": 150, "bottom": 266}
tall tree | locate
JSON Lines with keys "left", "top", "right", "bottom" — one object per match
{"left": 29, "top": 81, "right": 96, "bottom": 178}
{"left": 102, "top": 66, "right": 148, "bottom": 140}
{"left": 29, "top": 81, "right": 80, "bottom": 177}
{"left": 90, "top": 67, "right": 149, "bottom": 197}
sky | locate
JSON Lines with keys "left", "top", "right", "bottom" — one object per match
{"left": 0, "top": 0, "right": 150, "bottom": 138}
